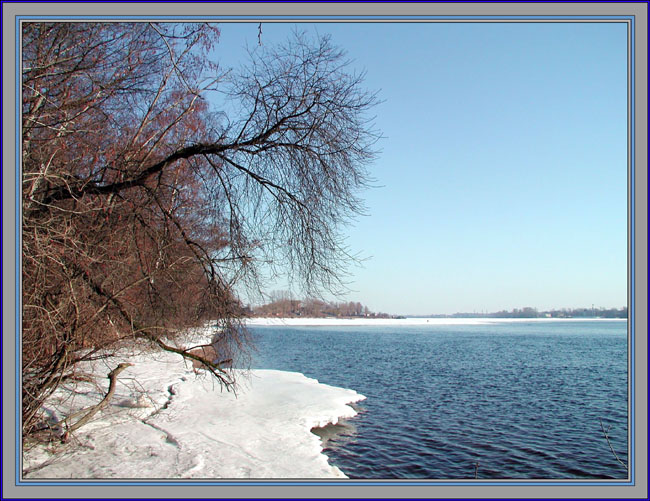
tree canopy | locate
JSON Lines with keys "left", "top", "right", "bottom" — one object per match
{"left": 21, "top": 22, "right": 379, "bottom": 438}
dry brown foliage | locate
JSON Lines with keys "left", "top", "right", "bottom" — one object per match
{"left": 21, "top": 22, "right": 379, "bottom": 438}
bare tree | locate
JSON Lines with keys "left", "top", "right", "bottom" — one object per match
{"left": 21, "top": 22, "right": 379, "bottom": 438}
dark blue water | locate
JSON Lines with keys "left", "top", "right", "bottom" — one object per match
{"left": 249, "top": 320, "right": 628, "bottom": 479}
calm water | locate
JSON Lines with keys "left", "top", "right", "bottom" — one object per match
{"left": 249, "top": 321, "right": 628, "bottom": 480}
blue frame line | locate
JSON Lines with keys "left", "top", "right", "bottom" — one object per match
{"left": 13, "top": 479, "right": 638, "bottom": 487}
{"left": 15, "top": 15, "right": 22, "bottom": 487}
{"left": 628, "top": 13, "right": 635, "bottom": 488}
{"left": 14, "top": 14, "right": 636, "bottom": 488}
{"left": 14, "top": 14, "right": 635, "bottom": 21}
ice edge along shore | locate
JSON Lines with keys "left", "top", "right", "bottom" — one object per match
{"left": 22, "top": 345, "right": 365, "bottom": 479}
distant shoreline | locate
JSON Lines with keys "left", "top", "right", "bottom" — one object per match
{"left": 246, "top": 317, "right": 627, "bottom": 327}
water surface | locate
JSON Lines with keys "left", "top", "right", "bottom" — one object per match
{"left": 250, "top": 321, "right": 628, "bottom": 479}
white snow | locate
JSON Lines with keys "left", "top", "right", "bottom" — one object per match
{"left": 246, "top": 316, "right": 625, "bottom": 327}
{"left": 22, "top": 349, "right": 365, "bottom": 479}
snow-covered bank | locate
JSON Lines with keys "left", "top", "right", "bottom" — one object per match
{"left": 23, "top": 351, "right": 365, "bottom": 479}
{"left": 246, "top": 317, "right": 626, "bottom": 327}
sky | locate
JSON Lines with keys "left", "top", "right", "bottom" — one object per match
{"left": 211, "top": 21, "right": 628, "bottom": 315}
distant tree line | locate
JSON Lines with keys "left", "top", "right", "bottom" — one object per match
{"left": 427, "top": 306, "right": 628, "bottom": 319}
{"left": 249, "top": 291, "right": 391, "bottom": 318}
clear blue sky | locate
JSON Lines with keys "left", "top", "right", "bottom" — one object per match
{"left": 213, "top": 21, "right": 628, "bottom": 315}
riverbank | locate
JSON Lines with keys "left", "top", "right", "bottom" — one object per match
{"left": 22, "top": 346, "right": 365, "bottom": 479}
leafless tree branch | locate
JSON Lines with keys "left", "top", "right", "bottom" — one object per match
{"left": 21, "top": 24, "right": 379, "bottom": 439}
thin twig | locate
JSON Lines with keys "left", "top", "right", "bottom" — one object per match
{"left": 599, "top": 418, "right": 628, "bottom": 471}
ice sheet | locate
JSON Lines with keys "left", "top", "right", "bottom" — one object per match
{"left": 246, "top": 316, "right": 623, "bottom": 327}
{"left": 23, "top": 351, "right": 365, "bottom": 479}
